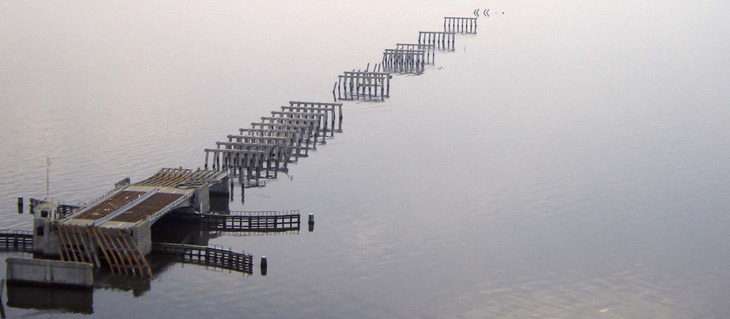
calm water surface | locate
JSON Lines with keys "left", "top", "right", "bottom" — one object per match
{"left": 2, "top": 1, "right": 730, "bottom": 318}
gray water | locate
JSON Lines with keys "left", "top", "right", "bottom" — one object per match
{"left": 2, "top": 1, "right": 730, "bottom": 318}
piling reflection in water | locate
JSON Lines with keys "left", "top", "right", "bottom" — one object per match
{"left": 149, "top": 209, "right": 304, "bottom": 275}
{"left": 5, "top": 281, "right": 94, "bottom": 315}
{"left": 0, "top": 237, "right": 259, "bottom": 315}
{"left": 2, "top": 253, "right": 194, "bottom": 315}
{"left": 93, "top": 271, "right": 152, "bottom": 297}
{"left": 152, "top": 243, "right": 253, "bottom": 275}
{"left": 170, "top": 211, "right": 301, "bottom": 233}
{"left": 154, "top": 210, "right": 303, "bottom": 239}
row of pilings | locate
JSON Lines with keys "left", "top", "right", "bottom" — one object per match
{"left": 205, "top": 101, "right": 343, "bottom": 188}
{"left": 334, "top": 16, "right": 478, "bottom": 102}
{"left": 444, "top": 17, "right": 478, "bottom": 34}
{"left": 4, "top": 14, "right": 481, "bottom": 281}
{"left": 200, "top": 14, "right": 481, "bottom": 274}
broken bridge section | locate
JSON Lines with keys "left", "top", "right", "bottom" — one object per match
{"left": 335, "top": 69, "right": 392, "bottom": 101}
{"left": 333, "top": 16, "right": 476, "bottom": 102}
{"left": 206, "top": 101, "right": 344, "bottom": 187}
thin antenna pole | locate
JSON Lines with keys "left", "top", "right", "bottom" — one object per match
{"left": 46, "top": 157, "right": 50, "bottom": 198}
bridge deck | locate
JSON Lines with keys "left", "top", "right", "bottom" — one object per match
{"left": 73, "top": 191, "right": 146, "bottom": 221}
{"left": 110, "top": 192, "right": 185, "bottom": 223}
{"left": 65, "top": 168, "right": 226, "bottom": 228}
{"left": 66, "top": 188, "right": 190, "bottom": 226}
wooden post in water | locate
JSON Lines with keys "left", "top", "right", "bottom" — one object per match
{"left": 260, "top": 256, "right": 267, "bottom": 276}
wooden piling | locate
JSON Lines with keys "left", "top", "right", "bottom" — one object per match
{"left": 444, "top": 17, "right": 478, "bottom": 34}
{"left": 419, "top": 31, "right": 456, "bottom": 51}
{"left": 336, "top": 71, "right": 391, "bottom": 101}
{"left": 92, "top": 226, "right": 118, "bottom": 274}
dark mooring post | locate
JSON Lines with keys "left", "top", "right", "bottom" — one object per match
{"left": 260, "top": 256, "right": 268, "bottom": 276}
{"left": 17, "top": 196, "right": 23, "bottom": 214}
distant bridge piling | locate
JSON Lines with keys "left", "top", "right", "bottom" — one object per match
{"left": 444, "top": 17, "right": 477, "bottom": 34}
{"left": 418, "top": 31, "right": 456, "bottom": 51}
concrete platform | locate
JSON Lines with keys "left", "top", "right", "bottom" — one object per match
{"left": 6, "top": 258, "right": 93, "bottom": 288}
